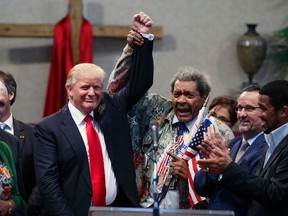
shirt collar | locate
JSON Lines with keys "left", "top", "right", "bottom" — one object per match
{"left": 68, "top": 101, "right": 94, "bottom": 125}
{"left": 264, "top": 123, "right": 288, "bottom": 148}
{"left": 1, "top": 113, "right": 13, "bottom": 130}
{"left": 2, "top": 113, "right": 13, "bottom": 132}
{"left": 244, "top": 131, "right": 263, "bottom": 146}
{"left": 172, "top": 115, "right": 198, "bottom": 132}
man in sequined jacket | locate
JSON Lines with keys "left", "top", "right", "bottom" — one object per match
{"left": 108, "top": 40, "right": 234, "bottom": 209}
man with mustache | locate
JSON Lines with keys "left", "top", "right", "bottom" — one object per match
{"left": 109, "top": 60, "right": 234, "bottom": 209}
{"left": 194, "top": 84, "right": 267, "bottom": 216}
{"left": 197, "top": 80, "right": 288, "bottom": 215}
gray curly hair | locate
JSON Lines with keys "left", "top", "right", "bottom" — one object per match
{"left": 170, "top": 66, "right": 211, "bottom": 97}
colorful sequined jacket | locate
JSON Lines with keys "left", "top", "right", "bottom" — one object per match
{"left": 0, "top": 141, "right": 21, "bottom": 209}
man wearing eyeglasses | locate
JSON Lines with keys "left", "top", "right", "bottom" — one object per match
{"left": 194, "top": 84, "right": 267, "bottom": 216}
{"left": 197, "top": 80, "right": 288, "bottom": 215}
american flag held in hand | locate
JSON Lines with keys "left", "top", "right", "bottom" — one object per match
{"left": 183, "top": 116, "right": 213, "bottom": 206}
{"left": 182, "top": 117, "right": 213, "bottom": 161}
{"left": 182, "top": 115, "right": 234, "bottom": 206}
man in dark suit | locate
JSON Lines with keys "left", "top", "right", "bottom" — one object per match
{"left": 197, "top": 80, "right": 288, "bottom": 216}
{"left": 194, "top": 85, "right": 267, "bottom": 216}
{"left": 34, "top": 12, "right": 154, "bottom": 215}
{"left": 13, "top": 119, "right": 35, "bottom": 201}
{"left": 0, "top": 71, "right": 36, "bottom": 204}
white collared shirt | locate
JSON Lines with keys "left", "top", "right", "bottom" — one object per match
{"left": 243, "top": 131, "right": 263, "bottom": 150}
{"left": 158, "top": 116, "right": 198, "bottom": 209}
{"left": 263, "top": 123, "right": 288, "bottom": 167}
{"left": 1, "top": 113, "right": 14, "bottom": 134}
{"left": 68, "top": 102, "right": 117, "bottom": 205}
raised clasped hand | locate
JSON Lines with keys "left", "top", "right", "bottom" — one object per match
{"left": 133, "top": 11, "right": 153, "bottom": 34}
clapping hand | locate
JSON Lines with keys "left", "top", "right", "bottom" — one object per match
{"left": 197, "top": 125, "right": 232, "bottom": 174}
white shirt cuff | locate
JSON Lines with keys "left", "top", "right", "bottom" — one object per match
{"left": 140, "top": 33, "right": 154, "bottom": 41}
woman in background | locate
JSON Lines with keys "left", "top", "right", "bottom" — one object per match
{"left": 208, "top": 95, "right": 237, "bottom": 129}
{"left": 0, "top": 140, "right": 20, "bottom": 215}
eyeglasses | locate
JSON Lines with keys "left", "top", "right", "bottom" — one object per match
{"left": 235, "top": 105, "right": 261, "bottom": 113}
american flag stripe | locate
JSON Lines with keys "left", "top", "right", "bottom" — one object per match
{"left": 157, "top": 135, "right": 184, "bottom": 180}
{"left": 158, "top": 155, "right": 169, "bottom": 174}
{"left": 182, "top": 118, "right": 212, "bottom": 206}
{"left": 158, "top": 135, "right": 184, "bottom": 174}
{"left": 188, "top": 156, "right": 205, "bottom": 205}
{"left": 183, "top": 148, "right": 198, "bottom": 161}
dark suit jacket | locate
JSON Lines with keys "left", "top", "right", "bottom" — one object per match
{"left": 194, "top": 134, "right": 267, "bottom": 216}
{"left": 219, "top": 134, "right": 288, "bottom": 216}
{"left": 34, "top": 40, "right": 153, "bottom": 215}
{"left": 13, "top": 118, "right": 36, "bottom": 202}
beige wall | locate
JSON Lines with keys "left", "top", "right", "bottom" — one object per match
{"left": 0, "top": 0, "right": 287, "bottom": 124}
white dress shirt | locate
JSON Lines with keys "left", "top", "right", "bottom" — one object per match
{"left": 68, "top": 102, "right": 117, "bottom": 205}
{"left": 263, "top": 123, "right": 288, "bottom": 167}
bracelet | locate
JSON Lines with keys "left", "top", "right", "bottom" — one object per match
{"left": 7, "top": 200, "right": 13, "bottom": 216}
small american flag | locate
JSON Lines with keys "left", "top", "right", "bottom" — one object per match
{"left": 182, "top": 118, "right": 212, "bottom": 161}
{"left": 183, "top": 116, "right": 234, "bottom": 206}
{"left": 182, "top": 117, "right": 212, "bottom": 206}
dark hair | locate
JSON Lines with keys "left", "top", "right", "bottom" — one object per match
{"left": 259, "top": 80, "right": 288, "bottom": 111}
{"left": 242, "top": 84, "right": 261, "bottom": 92}
{"left": 209, "top": 95, "right": 237, "bottom": 126}
{"left": 0, "top": 71, "right": 17, "bottom": 105}
{"left": 170, "top": 66, "right": 211, "bottom": 98}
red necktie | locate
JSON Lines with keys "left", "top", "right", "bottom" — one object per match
{"left": 84, "top": 115, "right": 106, "bottom": 206}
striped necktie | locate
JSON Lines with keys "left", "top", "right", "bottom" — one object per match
{"left": 235, "top": 140, "right": 249, "bottom": 162}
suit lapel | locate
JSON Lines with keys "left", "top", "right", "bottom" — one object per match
{"left": 260, "top": 135, "right": 288, "bottom": 177}
{"left": 230, "top": 138, "right": 242, "bottom": 161}
{"left": 12, "top": 118, "right": 25, "bottom": 154}
{"left": 234, "top": 134, "right": 267, "bottom": 164}
{"left": 256, "top": 150, "right": 267, "bottom": 176}
{"left": 243, "top": 135, "right": 265, "bottom": 156}
{"left": 61, "top": 106, "right": 92, "bottom": 190}
{"left": 93, "top": 96, "right": 114, "bottom": 164}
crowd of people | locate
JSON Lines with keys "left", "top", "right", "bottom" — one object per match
{"left": 0, "top": 11, "right": 287, "bottom": 216}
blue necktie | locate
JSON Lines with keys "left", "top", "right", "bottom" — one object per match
{"left": 0, "top": 123, "right": 7, "bottom": 130}
{"left": 177, "top": 122, "right": 187, "bottom": 137}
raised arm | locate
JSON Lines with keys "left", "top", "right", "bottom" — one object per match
{"left": 109, "top": 12, "right": 154, "bottom": 112}
{"left": 107, "top": 12, "right": 152, "bottom": 95}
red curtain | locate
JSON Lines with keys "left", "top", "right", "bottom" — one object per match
{"left": 43, "top": 15, "right": 93, "bottom": 117}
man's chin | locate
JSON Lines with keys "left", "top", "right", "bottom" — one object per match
{"left": 176, "top": 114, "right": 192, "bottom": 123}
{"left": 83, "top": 105, "right": 97, "bottom": 113}
{"left": 239, "top": 127, "right": 248, "bottom": 133}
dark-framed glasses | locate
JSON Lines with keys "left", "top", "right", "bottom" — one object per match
{"left": 235, "top": 105, "right": 260, "bottom": 113}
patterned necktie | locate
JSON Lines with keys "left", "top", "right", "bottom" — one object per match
{"left": 174, "top": 122, "right": 188, "bottom": 153}
{"left": 157, "top": 122, "right": 188, "bottom": 187}
{"left": 235, "top": 140, "right": 249, "bottom": 162}
{"left": 177, "top": 122, "right": 187, "bottom": 137}
{"left": 84, "top": 115, "right": 106, "bottom": 206}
